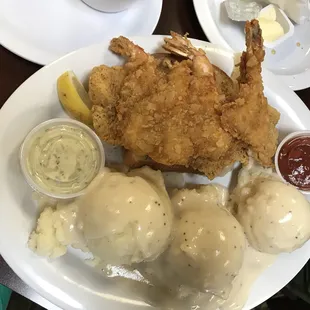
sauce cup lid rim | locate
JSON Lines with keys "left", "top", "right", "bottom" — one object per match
{"left": 19, "top": 118, "right": 105, "bottom": 200}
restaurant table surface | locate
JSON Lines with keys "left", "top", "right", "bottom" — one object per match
{"left": 0, "top": 0, "right": 309, "bottom": 309}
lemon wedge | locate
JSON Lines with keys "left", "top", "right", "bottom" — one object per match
{"left": 57, "top": 71, "right": 93, "bottom": 125}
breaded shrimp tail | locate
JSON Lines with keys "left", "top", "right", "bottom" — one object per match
{"left": 220, "top": 20, "right": 280, "bottom": 167}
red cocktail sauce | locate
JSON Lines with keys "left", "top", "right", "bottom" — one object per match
{"left": 278, "top": 136, "right": 310, "bottom": 191}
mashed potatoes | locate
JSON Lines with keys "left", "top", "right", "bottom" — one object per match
{"left": 234, "top": 164, "right": 310, "bottom": 254}
{"left": 28, "top": 202, "right": 82, "bottom": 258}
{"left": 29, "top": 167, "right": 173, "bottom": 264}
{"left": 166, "top": 185, "right": 246, "bottom": 298}
{"left": 28, "top": 162, "right": 310, "bottom": 310}
{"left": 236, "top": 178, "right": 310, "bottom": 254}
{"left": 77, "top": 167, "right": 173, "bottom": 265}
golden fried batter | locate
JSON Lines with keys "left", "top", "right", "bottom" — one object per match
{"left": 90, "top": 66, "right": 125, "bottom": 145}
{"left": 220, "top": 20, "right": 280, "bottom": 166}
{"left": 89, "top": 22, "right": 279, "bottom": 179}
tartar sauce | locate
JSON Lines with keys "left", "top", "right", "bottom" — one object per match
{"left": 22, "top": 121, "right": 103, "bottom": 196}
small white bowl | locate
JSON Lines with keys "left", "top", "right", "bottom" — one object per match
{"left": 275, "top": 131, "right": 310, "bottom": 195}
{"left": 20, "top": 118, "right": 105, "bottom": 200}
{"left": 259, "top": 4, "right": 294, "bottom": 49}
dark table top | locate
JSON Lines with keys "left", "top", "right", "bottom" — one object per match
{"left": 0, "top": 0, "right": 309, "bottom": 309}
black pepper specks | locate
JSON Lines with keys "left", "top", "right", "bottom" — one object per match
{"left": 154, "top": 200, "right": 161, "bottom": 206}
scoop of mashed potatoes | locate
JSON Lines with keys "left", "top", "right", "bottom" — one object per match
{"left": 78, "top": 167, "right": 173, "bottom": 265}
{"left": 28, "top": 167, "right": 173, "bottom": 263}
{"left": 166, "top": 185, "right": 245, "bottom": 298}
{"left": 235, "top": 177, "right": 310, "bottom": 254}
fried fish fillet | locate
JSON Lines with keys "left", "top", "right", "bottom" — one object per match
{"left": 90, "top": 65, "right": 125, "bottom": 145}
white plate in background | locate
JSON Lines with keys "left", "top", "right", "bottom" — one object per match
{"left": 0, "top": 0, "right": 162, "bottom": 65}
{"left": 193, "top": 0, "right": 310, "bottom": 91}
{"left": 0, "top": 36, "right": 309, "bottom": 310}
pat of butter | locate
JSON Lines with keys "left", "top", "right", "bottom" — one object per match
{"left": 259, "top": 5, "right": 277, "bottom": 20}
{"left": 258, "top": 6, "right": 284, "bottom": 42}
{"left": 258, "top": 19, "right": 284, "bottom": 42}
{"left": 263, "top": 0, "right": 310, "bottom": 24}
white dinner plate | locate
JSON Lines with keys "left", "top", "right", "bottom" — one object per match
{"left": 0, "top": 0, "right": 162, "bottom": 65}
{"left": 0, "top": 36, "right": 309, "bottom": 310}
{"left": 193, "top": 0, "right": 310, "bottom": 91}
